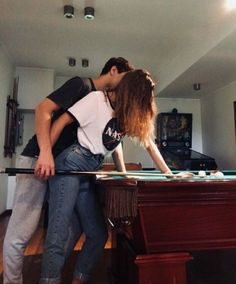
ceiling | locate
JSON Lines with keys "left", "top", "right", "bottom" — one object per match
{"left": 0, "top": 0, "right": 236, "bottom": 98}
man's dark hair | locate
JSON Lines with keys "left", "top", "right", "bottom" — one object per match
{"left": 100, "top": 57, "right": 134, "bottom": 75}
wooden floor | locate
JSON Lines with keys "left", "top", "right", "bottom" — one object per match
{"left": 0, "top": 211, "right": 113, "bottom": 284}
{"left": 2, "top": 211, "right": 236, "bottom": 284}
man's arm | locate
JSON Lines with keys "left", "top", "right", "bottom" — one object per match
{"left": 50, "top": 112, "right": 74, "bottom": 147}
{"left": 111, "top": 143, "right": 126, "bottom": 172}
{"left": 144, "top": 138, "right": 172, "bottom": 174}
{"left": 34, "top": 98, "right": 60, "bottom": 179}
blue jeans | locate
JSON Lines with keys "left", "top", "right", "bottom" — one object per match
{"left": 3, "top": 156, "right": 86, "bottom": 284}
{"left": 40, "top": 143, "right": 107, "bottom": 283}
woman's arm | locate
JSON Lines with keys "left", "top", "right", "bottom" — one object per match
{"left": 112, "top": 143, "right": 126, "bottom": 172}
{"left": 145, "top": 137, "right": 172, "bottom": 174}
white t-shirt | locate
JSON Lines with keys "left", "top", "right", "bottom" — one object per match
{"left": 68, "top": 91, "right": 125, "bottom": 156}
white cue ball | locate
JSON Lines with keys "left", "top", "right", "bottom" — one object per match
{"left": 198, "top": 170, "right": 206, "bottom": 177}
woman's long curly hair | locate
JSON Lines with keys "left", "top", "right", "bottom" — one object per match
{"left": 114, "top": 69, "right": 157, "bottom": 143}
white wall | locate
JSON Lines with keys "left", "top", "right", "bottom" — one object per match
{"left": 15, "top": 111, "right": 35, "bottom": 156}
{"left": 123, "top": 97, "right": 202, "bottom": 168}
{"left": 55, "top": 76, "right": 71, "bottom": 89}
{"left": 15, "top": 67, "right": 55, "bottom": 109}
{"left": 201, "top": 81, "right": 236, "bottom": 169}
{"left": 0, "top": 44, "right": 14, "bottom": 214}
{"left": 14, "top": 67, "right": 55, "bottom": 157}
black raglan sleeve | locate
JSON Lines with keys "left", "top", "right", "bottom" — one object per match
{"left": 47, "top": 76, "right": 90, "bottom": 110}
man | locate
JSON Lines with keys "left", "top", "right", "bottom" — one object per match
{"left": 3, "top": 57, "right": 134, "bottom": 284}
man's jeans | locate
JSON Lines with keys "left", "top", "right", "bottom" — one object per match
{"left": 3, "top": 156, "right": 47, "bottom": 284}
{"left": 40, "top": 143, "right": 107, "bottom": 283}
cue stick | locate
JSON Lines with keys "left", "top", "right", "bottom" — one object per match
{"left": 0, "top": 167, "right": 175, "bottom": 177}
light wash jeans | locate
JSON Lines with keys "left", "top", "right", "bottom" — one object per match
{"left": 3, "top": 156, "right": 46, "bottom": 284}
{"left": 40, "top": 143, "right": 107, "bottom": 284}
{"left": 3, "top": 155, "right": 83, "bottom": 284}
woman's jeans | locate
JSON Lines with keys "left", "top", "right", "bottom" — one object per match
{"left": 40, "top": 143, "right": 108, "bottom": 283}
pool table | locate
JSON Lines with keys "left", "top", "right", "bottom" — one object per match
{"left": 97, "top": 170, "right": 236, "bottom": 284}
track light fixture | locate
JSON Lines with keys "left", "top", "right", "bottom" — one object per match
{"left": 82, "top": 59, "right": 89, "bottom": 67}
{"left": 64, "top": 5, "right": 74, "bottom": 19}
{"left": 69, "top": 57, "right": 76, "bottom": 67}
{"left": 193, "top": 83, "right": 201, "bottom": 91}
{"left": 84, "top": 7, "right": 95, "bottom": 20}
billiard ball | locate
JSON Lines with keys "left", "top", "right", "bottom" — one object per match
{"left": 198, "top": 170, "right": 206, "bottom": 177}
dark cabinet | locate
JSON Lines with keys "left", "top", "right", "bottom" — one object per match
{"left": 156, "top": 111, "right": 217, "bottom": 170}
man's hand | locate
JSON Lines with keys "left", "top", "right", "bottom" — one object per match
{"left": 34, "top": 151, "right": 55, "bottom": 180}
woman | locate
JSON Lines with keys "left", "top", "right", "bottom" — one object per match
{"left": 39, "top": 69, "right": 172, "bottom": 284}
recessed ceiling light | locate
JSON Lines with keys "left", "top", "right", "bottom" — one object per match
{"left": 82, "top": 59, "right": 89, "bottom": 67}
{"left": 84, "top": 7, "right": 95, "bottom": 20}
{"left": 193, "top": 83, "right": 201, "bottom": 91}
{"left": 64, "top": 5, "right": 74, "bottom": 19}
{"left": 68, "top": 57, "right": 76, "bottom": 67}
